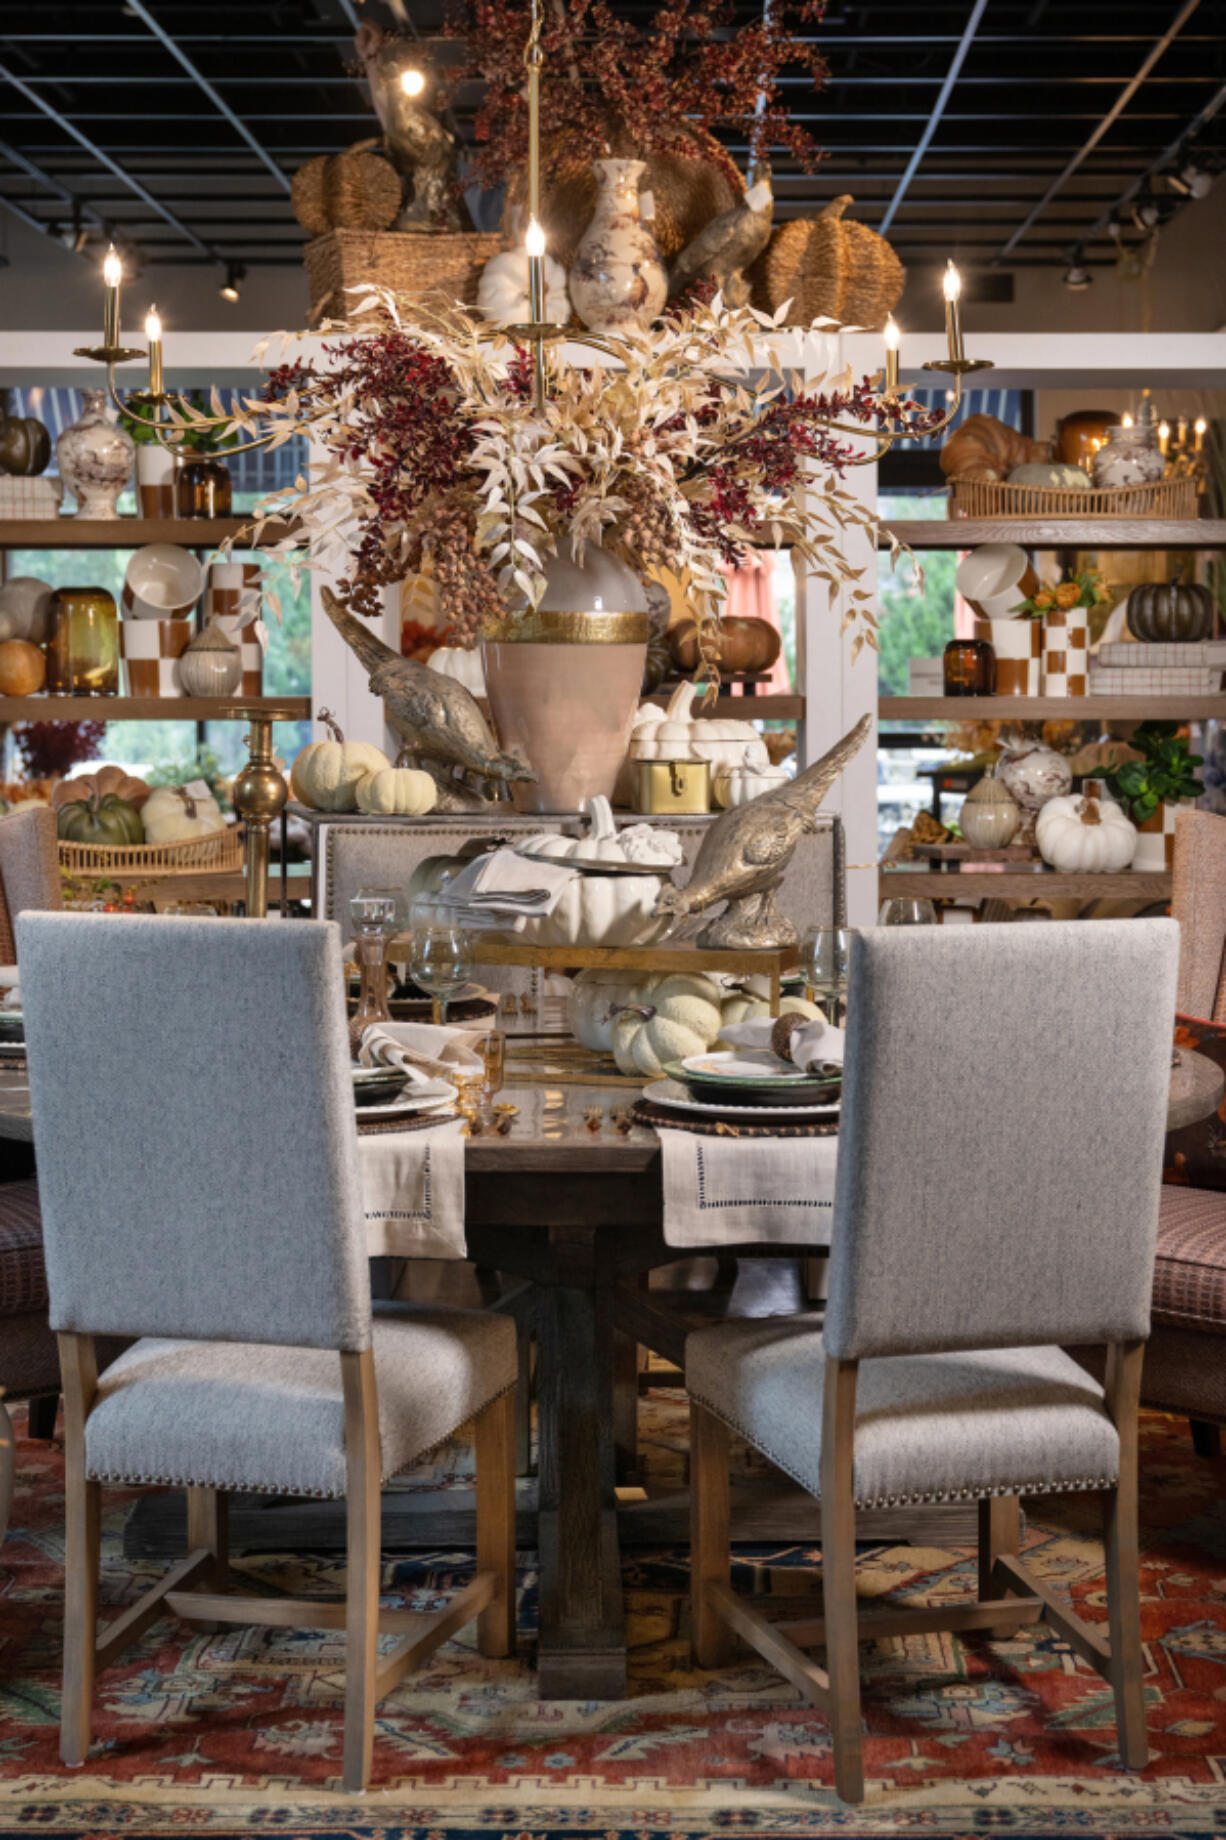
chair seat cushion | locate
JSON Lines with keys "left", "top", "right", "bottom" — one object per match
{"left": 1153, "top": 1185, "right": 1226, "bottom": 1334}
{"left": 0, "top": 1179, "right": 46, "bottom": 1318}
{"left": 686, "top": 1315, "right": 1119, "bottom": 1510}
{"left": 84, "top": 1302, "right": 517, "bottom": 1499}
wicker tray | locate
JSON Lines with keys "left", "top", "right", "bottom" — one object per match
{"left": 304, "top": 228, "right": 503, "bottom": 327}
{"left": 58, "top": 829, "right": 244, "bottom": 878}
{"left": 949, "top": 477, "right": 1198, "bottom": 520}
{"left": 631, "top": 1097, "right": 840, "bottom": 1138}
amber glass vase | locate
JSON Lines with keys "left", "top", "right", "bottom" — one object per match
{"left": 48, "top": 588, "right": 120, "bottom": 696}
{"left": 177, "top": 458, "right": 232, "bottom": 518}
{"left": 942, "top": 638, "right": 995, "bottom": 696}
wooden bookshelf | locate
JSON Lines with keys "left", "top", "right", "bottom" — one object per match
{"left": 878, "top": 519, "right": 1226, "bottom": 552}
{"left": 641, "top": 691, "right": 804, "bottom": 719}
{"left": 882, "top": 695, "right": 1226, "bottom": 722}
{"left": 0, "top": 695, "right": 310, "bottom": 723}
{"left": 881, "top": 867, "right": 1172, "bottom": 901}
{"left": 0, "top": 517, "right": 296, "bottom": 550}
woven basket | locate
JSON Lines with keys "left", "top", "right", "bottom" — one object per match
{"left": 304, "top": 229, "right": 504, "bottom": 327}
{"left": 292, "top": 142, "right": 401, "bottom": 236}
{"left": 501, "top": 119, "right": 742, "bottom": 265}
{"left": 751, "top": 197, "right": 903, "bottom": 329}
{"left": 949, "top": 477, "right": 1199, "bottom": 520}
{"left": 58, "top": 829, "right": 244, "bottom": 879}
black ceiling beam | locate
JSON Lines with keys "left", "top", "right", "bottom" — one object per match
{"left": 121, "top": 0, "right": 291, "bottom": 194}
{"left": 1068, "top": 74, "right": 1226, "bottom": 256}
{"left": 0, "top": 59, "right": 217, "bottom": 258}
{"left": 994, "top": 0, "right": 1205, "bottom": 260}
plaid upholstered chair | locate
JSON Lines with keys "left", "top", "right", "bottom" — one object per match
{"left": 686, "top": 920, "right": 1179, "bottom": 1803}
{"left": 1144, "top": 809, "right": 1226, "bottom": 1452}
{"left": 18, "top": 912, "right": 519, "bottom": 1793}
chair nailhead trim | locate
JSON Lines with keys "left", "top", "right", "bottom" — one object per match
{"left": 689, "top": 1392, "right": 1119, "bottom": 1509}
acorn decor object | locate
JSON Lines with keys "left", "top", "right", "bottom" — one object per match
{"left": 176, "top": 622, "right": 243, "bottom": 698}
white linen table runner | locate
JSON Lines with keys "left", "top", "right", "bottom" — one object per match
{"left": 359, "top": 1119, "right": 467, "bottom": 1260}
{"left": 659, "top": 1127, "right": 838, "bottom": 1248}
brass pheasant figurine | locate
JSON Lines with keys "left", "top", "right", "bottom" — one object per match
{"left": 655, "top": 713, "right": 873, "bottom": 948}
{"left": 320, "top": 588, "right": 535, "bottom": 803}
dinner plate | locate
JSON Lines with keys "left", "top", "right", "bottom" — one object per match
{"left": 643, "top": 1077, "right": 839, "bottom": 1121}
{"left": 665, "top": 1050, "right": 842, "bottom": 1108}
{"left": 681, "top": 1049, "right": 815, "bottom": 1085}
{"left": 355, "top": 1082, "right": 458, "bottom": 1121}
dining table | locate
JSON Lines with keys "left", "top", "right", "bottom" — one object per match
{"left": 1, "top": 1043, "right": 1219, "bottom": 1701}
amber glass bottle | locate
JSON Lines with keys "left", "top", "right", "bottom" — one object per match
{"left": 942, "top": 638, "right": 995, "bottom": 696}
{"left": 177, "top": 458, "right": 232, "bottom": 518}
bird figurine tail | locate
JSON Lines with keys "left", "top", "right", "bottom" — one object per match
{"left": 319, "top": 587, "right": 404, "bottom": 677}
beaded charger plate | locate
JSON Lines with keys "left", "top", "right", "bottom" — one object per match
{"left": 631, "top": 1096, "right": 839, "bottom": 1138}
{"left": 356, "top": 1111, "right": 459, "bottom": 1137}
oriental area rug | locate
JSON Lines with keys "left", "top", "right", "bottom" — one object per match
{"left": 5, "top": 1391, "right": 1226, "bottom": 1839}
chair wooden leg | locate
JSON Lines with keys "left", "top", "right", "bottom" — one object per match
{"left": 514, "top": 1328, "right": 533, "bottom": 1477}
{"left": 342, "top": 1350, "right": 381, "bottom": 1795}
{"left": 185, "top": 1488, "right": 229, "bottom": 1633}
{"left": 0, "top": 1399, "right": 14, "bottom": 1547}
{"left": 820, "top": 1357, "right": 863, "bottom": 1806}
{"left": 1190, "top": 1419, "right": 1221, "bottom": 1459}
{"left": 1103, "top": 1341, "right": 1148, "bottom": 1771}
{"left": 978, "top": 1496, "right": 1022, "bottom": 1638}
{"left": 690, "top": 1400, "right": 734, "bottom": 1669}
{"left": 27, "top": 1393, "right": 59, "bottom": 1440}
{"left": 475, "top": 1389, "right": 516, "bottom": 1658}
{"left": 60, "top": 1447, "right": 100, "bottom": 1766}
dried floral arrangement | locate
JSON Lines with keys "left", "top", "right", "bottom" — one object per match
{"left": 228, "top": 289, "right": 935, "bottom": 660}
{"left": 441, "top": 0, "right": 828, "bottom": 193}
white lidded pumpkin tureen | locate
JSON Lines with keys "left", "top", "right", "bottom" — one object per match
{"left": 629, "top": 680, "right": 770, "bottom": 771}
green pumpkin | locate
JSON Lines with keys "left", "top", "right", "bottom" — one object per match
{"left": 1006, "top": 462, "right": 1093, "bottom": 489}
{"left": 57, "top": 792, "right": 145, "bottom": 847}
{"left": 1126, "top": 579, "right": 1215, "bottom": 644}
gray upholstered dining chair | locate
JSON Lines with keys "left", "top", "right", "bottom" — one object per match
{"left": 16, "top": 911, "right": 518, "bottom": 1795}
{"left": 687, "top": 918, "right": 1180, "bottom": 1804}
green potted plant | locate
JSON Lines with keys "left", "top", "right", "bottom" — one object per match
{"left": 1103, "top": 720, "right": 1203, "bottom": 871}
{"left": 121, "top": 393, "right": 237, "bottom": 519}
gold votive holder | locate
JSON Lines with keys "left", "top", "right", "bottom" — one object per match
{"left": 634, "top": 758, "right": 711, "bottom": 815}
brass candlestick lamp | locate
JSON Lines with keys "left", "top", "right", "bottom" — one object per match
{"left": 222, "top": 703, "right": 301, "bottom": 919}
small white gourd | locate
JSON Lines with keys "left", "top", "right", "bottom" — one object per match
{"left": 477, "top": 247, "right": 570, "bottom": 328}
{"left": 354, "top": 749, "right": 438, "bottom": 816}
{"left": 141, "top": 784, "right": 227, "bottom": 843}
{"left": 716, "top": 989, "right": 823, "bottom": 1040}
{"left": 1036, "top": 791, "right": 1137, "bottom": 873}
{"left": 568, "top": 968, "right": 643, "bottom": 1053}
{"left": 427, "top": 645, "right": 486, "bottom": 697}
{"left": 629, "top": 681, "right": 769, "bottom": 771}
{"left": 610, "top": 973, "right": 725, "bottom": 1077}
{"left": 290, "top": 708, "right": 390, "bottom": 813}
{"left": 712, "top": 746, "right": 791, "bottom": 808}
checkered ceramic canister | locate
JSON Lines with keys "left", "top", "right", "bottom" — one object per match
{"left": 976, "top": 615, "right": 1040, "bottom": 695}
{"left": 205, "top": 561, "right": 264, "bottom": 695}
{"left": 119, "top": 618, "right": 192, "bottom": 696}
{"left": 1041, "top": 605, "right": 1088, "bottom": 697}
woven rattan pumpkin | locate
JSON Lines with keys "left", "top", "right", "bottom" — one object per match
{"left": 502, "top": 117, "right": 742, "bottom": 265}
{"left": 751, "top": 195, "right": 903, "bottom": 329}
{"left": 292, "top": 142, "right": 402, "bottom": 236}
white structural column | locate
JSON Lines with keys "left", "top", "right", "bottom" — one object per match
{"left": 305, "top": 437, "right": 403, "bottom": 754}
{"left": 799, "top": 330, "right": 880, "bottom": 929}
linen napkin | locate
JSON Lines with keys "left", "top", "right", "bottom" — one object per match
{"left": 659, "top": 1127, "right": 838, "bottom": 1248}
{"left": 358, "top": 1020, "right": 484, "bottom": 1084}
{"left": 718, "top": 1013, "right": 844, "bottom": 1074}
{"left": 359, "top": 1117, "right": 468, "bottom": 1259}
{"left": 0, "top": 971, "right": 20, "bottom": 1006}
{"left": 439, "top": 849, "right": 579, "bottom": 916}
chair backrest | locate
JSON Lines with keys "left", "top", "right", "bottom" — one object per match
{"left": 824, "top": 918, "right": 1180, "bottom": 1362}
{"left": 17, "top": 913, "right": 371, "bottom": 1352}
{"left": 1173, "top": 809, "right": 1226, "bottom": 1021}
{"left": 0, "top": 805, "right": 61, "bottom": 962}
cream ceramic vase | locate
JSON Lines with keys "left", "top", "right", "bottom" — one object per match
{"left": 482, "top": 543, "right": 649, "bottom": 816}
{"left": 958, "top": 767, "right": 1021, "bottom": 848}
{"left": 569, "top": 159, "right": 668, "bottom": 334}
{"left": 56, "top": 390, "right": 134, "bottom": 520}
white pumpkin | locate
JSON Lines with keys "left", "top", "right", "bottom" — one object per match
{"left": 141, "top": 784, "right": 227, "bottom": 843}
{"left": 290, "top": 708, "right": 390, "bottom": 813}
{"left": 567, "top": 968, "right": 642, "bottom": 1053}
{"left": 629, "top": 681, "right": 770, "bottom": 771}
{"left": 610, "top": 973, "right": 725, "bottom": 1077}
{"left": 520, "top": 795, "right": 681, "bottom": 866}
{"left": 713, "top": 746, "right": 791, "bottom": 809}
{"left": 477, "top": 247, "right": 570, "bottom": 328}
{"left": 354, "top": 751, "right": 438, "bottom": 816}
{"left": 717, "top": 990, "right": 823, "bottom": 1040}
{"left": 427, "top": 645, "right": 486, "bottom": 697}
{"left": 1036, "top": 792, "right": 1137, "bottom": 873}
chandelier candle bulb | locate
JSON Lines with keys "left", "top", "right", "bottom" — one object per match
{"left": 943, "top": 260, "right": 964, "bottom": 363}
{"left": 399, "top": 67, "right": 425, "bottom": 97}
{"left": 102, "top": 246, "right": 122, "bottom": 350}
{"left": 144, "top": 308, "right": 163, "bottom": 398}
{"left": 1160, "top": 421, "right": 1171, "bottom": 455}
{"left": 883, "top": 317, "right": 900, "bottom": 393}
{"left": 1196, "top": 417, "right": 1207, "bottom": 451}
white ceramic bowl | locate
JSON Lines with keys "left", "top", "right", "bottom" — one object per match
{"left": 954, "top": 543, "right": 1031, "bottom": 619}
{"left": 122, "top": 544, "right": 204, "bottom": 620}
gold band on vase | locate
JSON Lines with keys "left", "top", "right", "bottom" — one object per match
{"left": 481, "top": 607, "right": 650, "bottom": 645}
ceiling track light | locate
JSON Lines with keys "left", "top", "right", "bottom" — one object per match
{"left": 1063, "top": 254, "right": 1092, "bottom": 291}
{"left": 219, "top": 261, "right": 246, "bottom": 303}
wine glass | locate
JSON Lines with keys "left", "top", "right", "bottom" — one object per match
{"left": 800, "top": 926, "right": 856, "bottom": 1026}
{"left": 408, "top": 904, "right": 474, "bottom": 1026}
{"left": 879, "top": 898, "right": 938, "bottom": 926}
